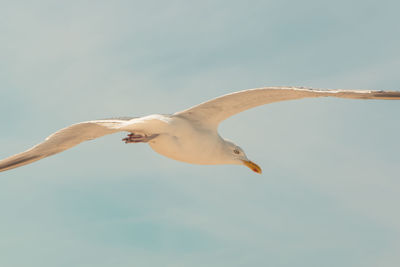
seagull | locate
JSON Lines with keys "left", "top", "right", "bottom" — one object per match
{"left": 1, "top": 86, "right": 400, "bottom": 174}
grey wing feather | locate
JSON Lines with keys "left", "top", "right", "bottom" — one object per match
{"left": 174, "top": 86, "right": 400, "bottom": 127}
{"left": 0, "top": 119, "right": 130, "bottom": 172}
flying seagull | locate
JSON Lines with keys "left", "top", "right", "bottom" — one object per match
{"left": 1, "top": 86, "right": 400, "bottom": 174}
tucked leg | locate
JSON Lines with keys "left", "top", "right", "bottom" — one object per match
{"left": 122, "top": 133, "right": 159, "bottom": 143}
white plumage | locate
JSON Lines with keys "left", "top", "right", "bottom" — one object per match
{"left": 1, "top": 86, "right": 400, "bottom": 173}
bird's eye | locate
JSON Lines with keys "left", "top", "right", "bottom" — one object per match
{"left": 233, "top": 149, "right": 240, "bottom": 154}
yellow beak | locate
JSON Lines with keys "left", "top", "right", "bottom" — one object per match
{"left": 242, "top": 160, "right": 262, "bottom": 174}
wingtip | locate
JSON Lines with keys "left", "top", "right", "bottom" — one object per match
{"left": 372, "top": 91, "right": 400, "bottom": 99}
{"left": 0, "top": 154, "right": 43, "bottom": 173}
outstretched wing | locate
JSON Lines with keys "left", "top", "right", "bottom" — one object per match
{"left": 174, "top": 86, "right": 400, "bottom": 128}
{"left": 0, "top": 118, "right": 134, "bottom": 172}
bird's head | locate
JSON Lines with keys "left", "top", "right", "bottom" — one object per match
{"left": 223, "top": 140, "right": 262, "bottom": 174}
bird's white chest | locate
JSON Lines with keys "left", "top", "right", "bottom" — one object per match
{"left": 148, "top": 118, "right": 222, "bottom": 165}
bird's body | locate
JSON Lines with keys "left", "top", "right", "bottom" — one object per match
{"left": 147, "top": 116, "right": 228, "bottom": 165}
{"left": 114, "top": 114, "right": 230, "bottom": 165}
{"left": 1, "top": 86, "right": 400, "bottom": 174}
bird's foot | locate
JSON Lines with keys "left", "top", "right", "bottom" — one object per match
{"left": 122, "top": 133, "right": 146, "bottom": 143}
{"left": 122, "top": 133, "right": 159, "bottom": 143}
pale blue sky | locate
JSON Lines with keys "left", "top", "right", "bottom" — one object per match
{"left": 1, "top": 0, "right": 400, "bottom": 266}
